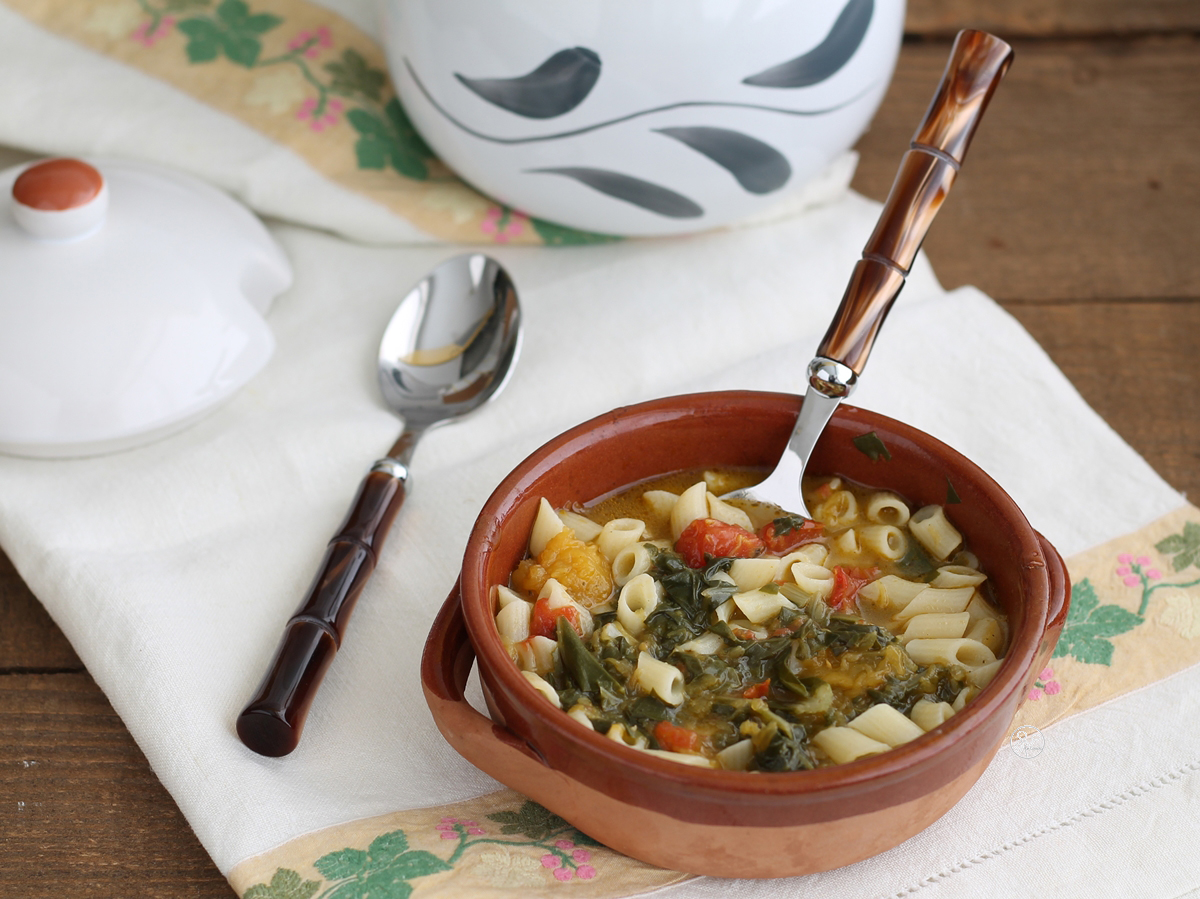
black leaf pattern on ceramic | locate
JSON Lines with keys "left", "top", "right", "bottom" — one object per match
{"left": 455, "top": 48, "right": 601, "bottom": 119}
{"left": 528, "top": 167, "right": 704, "bottom": 218}
{"left": 743, "top": 0, "right": 874, "bottom": 88}
{"left": 655, "top": 126, "right": 792, "bottom": 194}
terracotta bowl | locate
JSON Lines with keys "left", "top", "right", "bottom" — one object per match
{"left": 422, "top": 391, "right": 1069, "bottom": 878}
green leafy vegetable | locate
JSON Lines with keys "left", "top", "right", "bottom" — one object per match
{"left": 852, "top": 431, "right": 892, "bottom": 461}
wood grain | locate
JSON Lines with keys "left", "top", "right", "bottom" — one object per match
{"left": 2, "top": 5, "right": 1198, "bottom": 896}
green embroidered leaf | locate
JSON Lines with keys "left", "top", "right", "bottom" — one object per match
{"left": 220, "top": 31, "right": 262, "bottom": 67}
{"left": 215, "top": 0, "right": 250, "bottom": 26}
{"left": 243, "top": 868, "right": 320, "bottom": 899}
{"left": 177, "top": 18, "right": 222, "bottom": 63}
{"left": 326, "top": 48, "right": 387, "bottom": 102}
{"left": 347, "top": 101, "right": 432, "bottom": 179}
{"left": 486, "top": 800, "right": 571, "bottom": 841}
{"left": 381, "top": 849, "right": 452, "bottom": 880}
{"left": 366, "top": 829, "right": 409, "bottom": 864}
{"left": 852, "top": 431, "right": 891, "bottom": 461}
{"left": 314, "top": 847, "right": 368, "bottom": 880}
{"left": 1051, "top": 578, "right": 1142, "bottom": 666}
{"left": 530, "top": 216, "right": 623, "bottom": 246}
{"left": 1156, "top": 521, "right": 1200, "bottom": 573}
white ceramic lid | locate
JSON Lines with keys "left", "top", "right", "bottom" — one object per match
{"left": 0, "top": 158, "right": 292, "bottom": 458}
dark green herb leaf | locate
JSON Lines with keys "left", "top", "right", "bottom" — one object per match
{"left": 946, "top": 478, "right": 962, "bottom": 504}
{"left": 852, "top": 431, "right": 892, "bottom": 461}
{"left": 556, "top": 616, "right": 617, "bottom": 693}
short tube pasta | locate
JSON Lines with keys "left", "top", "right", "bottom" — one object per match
{"left": 529, "top": 497, "right": 565, "bottom": 557}
{"left": 865, "top": 492, "right": 910, "bottom": 526}
{"left": 597, "top": 518, "right": 646, "bottom": 561}
{"left": 859, "top": 525, "right": 907, "bottom": 560}
{"left": 812, "top": 726, "right": 890, "bottom": 764}
{"left": 909, "top": 505, "right": 963, "bottom": 560}
{"left": 497, "top": 474, "right": 1008, "bottom": 773}
{"left": 847, "top": 703, "right": 926, "bottom": 747}
{"left": 635, "top": 651, "right": 684, "bottom": 705}
{"left": 905, "top": 637, "right": 997, "bottom": 668}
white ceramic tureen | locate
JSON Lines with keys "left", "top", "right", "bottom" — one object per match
{"left": 381, "top": 0, "right": 905, "bottom": 236}
{"left": 0, "top": 157, "right": 292, "bottom": 458}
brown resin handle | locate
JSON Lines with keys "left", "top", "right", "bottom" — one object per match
{"left": 817, "top": 30, "right": 1013, "bottom": 374}
{"left": 237, "top": 462, "right": 408, "bottom": 757}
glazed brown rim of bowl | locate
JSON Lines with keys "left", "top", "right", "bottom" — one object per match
{"left": 453, "top": 390, "right": 1063, "bottom": 826}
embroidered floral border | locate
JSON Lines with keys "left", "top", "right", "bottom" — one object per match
{"left": 230, "top": 504, "right": 1200, "bottom": 897}
{"left": 3, "top": 0, "right": 621, "bottom": 245}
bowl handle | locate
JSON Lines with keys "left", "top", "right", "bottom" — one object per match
{"left": 421, "top": 580, "right": 549, "bottom": 770}
{"left": 1031, "top": 533, "right": 1071, "bottom": 680}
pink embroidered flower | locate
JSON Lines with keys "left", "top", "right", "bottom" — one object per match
{"left": 1147, "top": 568, "right": 1162, "bottom": 580}
{"left": 439, "top": 831, "right": 457, "bottom": 839}
{"left": 554, "top": 839, "right": 575, "bottom": 850}
{"left": 1123, "top": 575, "right": 1141, "bottom": 587}
{"left": 1118, "top": 553, "right": 1133, "bottom": 564}
{"left": 554, "top": 867, "right": 574, "bottom": 882}
{"left": 572, "top": 849, "right": 591, "bottom": 862}
{"left": 466, "top": 827, "right": 484, "bottom": 835}
{"left": 1028, "top": 666, "right": 1061, "bottom": 701}
{"left": 288, "top": 25, "right": 333, "bottom": 59}
{"left": 132, "top": 16, "right": 176, "bottom": 47}
{"left": 480, "top": 206, "right": 529, "bottom": 243}
{"left": 297, "top": 96, "right": 344, "bottom": 132}
{"left": 540, "top": 854, "right": 561, "bottom": 869}
{"left": 577, "top": 865, "right": 597, "bottom": 880}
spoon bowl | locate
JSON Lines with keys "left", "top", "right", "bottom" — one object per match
{"left": 237, "top": 253, "right": 521, "bottom": 757}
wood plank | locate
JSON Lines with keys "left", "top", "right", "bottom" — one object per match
{"left": 0, "top": 551, "right": 80, "bottom": 671}
{"left": 0, "top": 674, "right": 235, "bottom": 897}
{"left": 1002, "top": 300, "right": 1200, "bottom": 502}
{"left": 906, "top": 0, "right": 1200, "bottom": 37}
{"left": 850, "top": 36, "right": 1200, "bottom": 303}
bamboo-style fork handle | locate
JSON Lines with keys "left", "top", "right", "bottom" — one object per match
{"left": 816, "top": 30, "right": 1014, "bottom": 374}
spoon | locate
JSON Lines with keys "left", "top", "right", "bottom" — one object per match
{"left": 724, "top": 30, "right": 1013, "bottom": 519}
{"left": 237, "top": 253, "right": 522, "bottom": 757}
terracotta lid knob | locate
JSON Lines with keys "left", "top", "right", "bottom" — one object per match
{"left": 11, "top": 158, "right": 108, "bottom": 241}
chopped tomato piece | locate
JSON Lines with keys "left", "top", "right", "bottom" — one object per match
{"left": 827, "top": 566, "right": 881, "bottom": 612}
{"left": 529, "top": 596, "right": 583, "bottom": 639}
{"left": 742, "top": 679, "right": 770, "bottom": 699}
{"left": 813, "top": 483, "right": 835, "bottom": 501}
{"left": 653, "top": 720, "right": 701, "bottom": 753}
{"left": 675, "top": 518, "right": 763, "bottom": 568}
{"left": 758, "top": 515, "right": 824, "bottom": 555}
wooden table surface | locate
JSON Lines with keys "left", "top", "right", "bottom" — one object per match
{"left": 2, "top": 3, "right": 1198, "bottom": 896}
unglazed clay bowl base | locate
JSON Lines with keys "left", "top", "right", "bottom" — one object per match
{"left": 422, "top": 391, "right": 1069, "bottom": 877}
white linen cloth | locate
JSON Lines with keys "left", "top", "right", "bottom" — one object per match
{"left": 1, "top": 187, "right": 1197, "bottom": 898}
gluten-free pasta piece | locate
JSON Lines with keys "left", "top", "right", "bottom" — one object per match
{"left": 616, "top": 572, "right": 660, "bottom": 636}
{"left": 515, "top": 635, "right": 557, "bottom": 675}
{"left": 859, "top": 524, "right": 907, "bottom": 560}
{"left": 729, "top": 557, "right": 782, "bottom": 592}
{"left": 865, "top": 491, "right": 911, "bottom": 526}
{"left": 495, "top": 597, "right": 532, "bottom": 644}
{"left": 931, "top": 564, "right": 987, "bottom": 588}
{"left": 733, "top": 588, "right": 797, "bottom": 625}
{"left": 895, "top": 585, "right": 976, "bottom": 621}
{"left": 816, "top": 489, "right": 859, "bottom": 528}
{"left": 597, "top": 518, "right": 646, "bottom": 561}
{"left": 812, "top": 726, "right": 890, "bottom": 764}
{"left": 900, "top": 611, "right": 971, "bottom": 642}
{"left": 670, "top": 481, "right": 710, "bottom": 539}
{"left": 558, "top": 509, "right": 603, "bottom": 542}
{"left": 905, "top": 637, "right": 997, "bottom": 668}
{"left": 847, "top": 703, "right": 926, "bottom": 747}
{"left": 707, "top": 493, "right": 755, "bottom": 531}
{"left": 610, "top": 541, "right": 657, "bottom": 586}
{"left": 789, "top": 560, "right": 835, "bottom": 598}
{"left": 910, "top": 699, "right": 955, "bottom": 732}
{"left": 634, "top": 651, "right": 685, "bottom": 705}
{"left": 964, "top": 615, "right": 1005, "bottom": 655}
{"left": 858, "top": 574, "right": 927, "bottom": 613}
{"left": 530, "top": 497, "right": 566, "bottom": 557}
{"left": 909, "top": 505, "right": 963, "bottom": 560}
{"left": 522, "top": 669, "right": 561, "bottom": 706}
